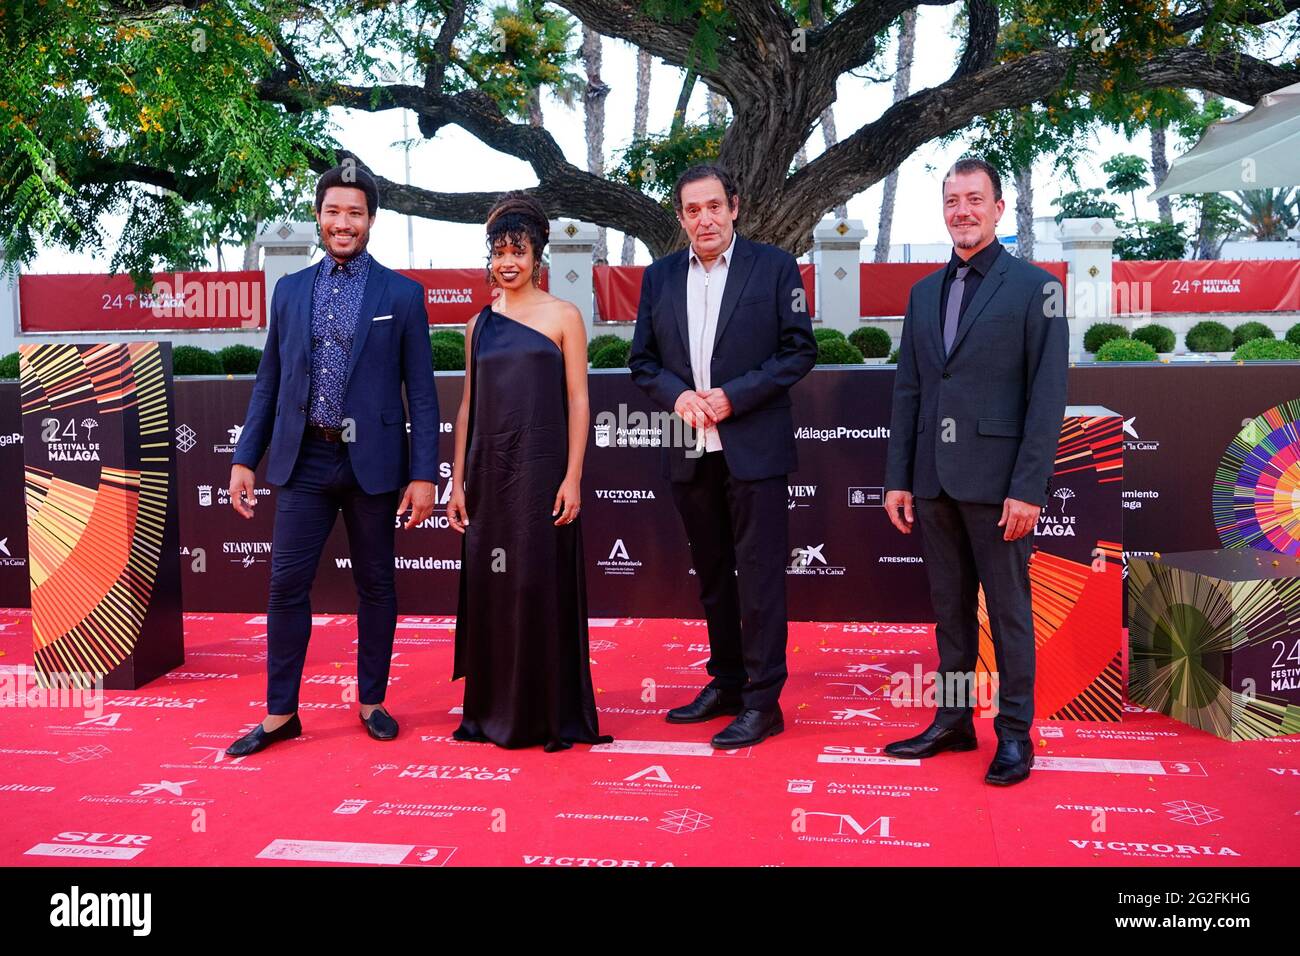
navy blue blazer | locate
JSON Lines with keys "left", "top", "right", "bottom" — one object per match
{"left": 233, "top": 256, "right": 439, "bottom": 495}
{"left": 628, "top": 233, "right": 817, "bottom": 482}
{"left": 884, "top": 248, "right": 1068, "bottom": 507}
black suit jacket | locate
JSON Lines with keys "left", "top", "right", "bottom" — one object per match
{"left": 884, "top": 248, "right": 1068, "bottom": 507}
{"left": 629, "top": 234, "right": 817, "bottom": 482}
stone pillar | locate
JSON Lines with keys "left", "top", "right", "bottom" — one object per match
{"left": 256, "top": 221, "right": 317, "bottom": 324}
{"left": 812, "top": 217, "right": 866, "bottom": 334}
{"left": 548, "top": 219, "right": 597, "bottom": 335}
{"left": 1058, "top": 217, "right": 1121, "bottom": 357}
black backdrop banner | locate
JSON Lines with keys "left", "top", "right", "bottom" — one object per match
{"left": 0, "top": 365, "right": 1296, "bottom": 620}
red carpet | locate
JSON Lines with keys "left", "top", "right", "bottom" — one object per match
{"left": 1, "top": 608, "right": 1295, "bottom": 867}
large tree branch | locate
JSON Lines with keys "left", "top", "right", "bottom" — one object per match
{"left": 306, "top": 148, "right": 682, "bottom": 259}
{"left": 810, "top": 0, "right": 953, "bottom": 78}
{"left": 1172, "top": 0, "right": 1300, "bottom": 34}
{"left": 773, "top": 44, "right": 1297, "bottom": 251}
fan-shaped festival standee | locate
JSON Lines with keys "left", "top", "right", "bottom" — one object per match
{"left": 18, "top": 342, "right": 184, "bottom": 690}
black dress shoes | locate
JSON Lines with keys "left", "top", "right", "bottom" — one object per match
{"left": 360, "top": 707, "right": 399, "bottom": 741}
{"left": 985, "top": 738, "right": 1034, "bottom": 785}
{"left": 225, "top": 714, "right": 302, "bottom": 757}
{"left": 665, "top": 687, "right": 743, "bottom": 724}
{"left": 711, "top": 706, "right": 784, "bottom": 749}
{"left": 883, "top": 719, "right": 978, "bottom": 759}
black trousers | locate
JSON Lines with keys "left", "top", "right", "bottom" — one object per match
{"left": 913, "top": 489, "right": 1036, "bottom": 740}
{"left": 265, "top": 435, "right": 399, "bottom": 714}
{"left": 669, "top": 450, "right": 789, "bottom": 711}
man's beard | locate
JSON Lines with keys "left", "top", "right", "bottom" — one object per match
{"left": 324, "top": 232, "right": 368, "bottom": 260}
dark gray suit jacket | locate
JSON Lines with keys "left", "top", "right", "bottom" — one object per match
{"left": 629, "top": 234, "right": 817, "bottom": 483}
{"left": 884, "top": 248, "right": 1068, "bottom": 507}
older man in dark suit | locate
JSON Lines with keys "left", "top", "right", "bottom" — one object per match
{"left": 629, "top": 164, "right": 817, "bottom": 749}
{"left": 883, "top": 156, "right": 1068, "bottom": 785}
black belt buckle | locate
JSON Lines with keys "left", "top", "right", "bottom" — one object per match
{"left": 307, "top": 424, "right": 344, "bottom": 442}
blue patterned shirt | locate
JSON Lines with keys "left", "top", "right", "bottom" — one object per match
{"left": 308, "top": 250, "right": 372, "bottom": 428}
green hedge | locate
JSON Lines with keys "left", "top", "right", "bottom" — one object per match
{"left": 172, "top": 345, "right": 223, "bottom": 375}
{"left": 1232, "top": 321, "right": 1274, "bottom": 348}
{"left": 1232, "top": 338, "right": 1300, "bottom": 361}
{"left": 0, "top": 351, "right": 18, "bottom": 379}
{"left": 816, "top": 336, "right": 864, "bottom": 365}
{"left": 888, "top": 347, "right": 900, "bottom": 364}
{"left": 1083, "top": 322, "right": 1129, "bottom": 353}
{"left": 431, "top": 341, "right": 464, "bottom": 371}
{"left": 587, "top": 333, "right": 624, "bottom": 363}
{"left": 217, "top": 344, "right": 262, "bottom": 374}
{"left": 848, "top": 326, "right": 892, "bottom": 359}
{"left": 1287, "top": 322, "right": 1300, "bottom": 348}
{"left": 591, "top": 339, "right": 631, "bottom": 368}
{"left": 1185, "top": 320, "right": 1233, "bottom": 353}
{"left": 1096, "top": 338, "right": 1159, "bottom": 362}
{"left": 1131, "top": 323, "right": 1175, "bottom": 353}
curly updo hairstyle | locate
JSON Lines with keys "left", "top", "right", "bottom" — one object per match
{"left": 485, "top": 191, "right": 550, "bottom": 287}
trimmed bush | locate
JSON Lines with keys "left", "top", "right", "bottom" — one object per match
{"left": 431, "top": 339, "right": 465, "bottom": 371}
{"left": 1096, "top": 338, "right": 1159, "bottom": 362}
{"left": 218, "top": 344, "right": 262, "bottom": 374}
{"left": 1185, "top": 320, "right": 1233, "bottom": 353}
{"left": 1131, "top": 323, "right": 1175, "bottom": 353}
{"left": 431, "top": 328, "right": 466, "bottom": 346}
{"left": 816, "top": 337, "right": 864, "bottom": 365}
{"left": 888, "top": 347, "right": 900, "bottom": 364}
{"left": 1232, "top": 338, "right": 1300, "bottom": 361}
{"left": 0, "top": 351, "right": 18, "bottom": 379}
{"left": 1231, "top": 321, "right": 1274, "bottom": 348}
{"left": 813, "top": 327, "right": 847, "bottom": 344}
{"left": 1286, "top": 322, "right": 1300, "bottom": 348}
{"left": 849, "top": 326, "right": 892, "bottom": 359}
{"left": 591, "top": 340, "right": 631, "bottom": 368}
{"left": 1083, "top": 322, "right": 1128, "bottom": 354}
{"left": 172, "top": 345, "right": 223, "bottom": 375}
{"left": 587, "top": 333, "right": 623, "bottom": 362}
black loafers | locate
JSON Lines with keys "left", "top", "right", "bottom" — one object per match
{"left": 225, "top": 714, "right": 302, "bottom": 757}
{"left": 985, "top": 738, "right": 1034, "bottom": 785}
{"left": 883, "top": 719, "right": 978, "bottom": 759}
{"left": 360, "top": 707, "right": 399, "bottom": 741}
{"left": 665, "top": 687, "right": 743, "bottom": 723}
{"left": 711, "top": 706, "right": 784, "bottom": 749}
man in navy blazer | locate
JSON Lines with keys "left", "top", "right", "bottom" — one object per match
{"left": 883, "top": 157, "right": 1068, "bottom": 786}
{"left": 224, "top": 164, "right": 438, "bottom": 756}
{"left": 630, "top": 164, "right": 817, "bottom": 749}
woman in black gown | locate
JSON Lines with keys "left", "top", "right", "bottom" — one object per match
{"left": 447, "top": 192, "right": 612, "bottom": 751}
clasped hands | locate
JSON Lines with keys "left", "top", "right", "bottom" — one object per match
{"left": 674, "top": 388, "right": 733, "bottom": 430}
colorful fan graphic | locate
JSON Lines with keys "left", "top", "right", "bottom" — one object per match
{"left": 1128, "top": 554, "right": 1300, "bottom": 740}
{"left": 1213, "top": 398, "right": 1300, "bottom": 554}
{"left": 977, "top": 414, "right": 1125, "bottom": 721}
{"left": 19, "top": 342, "right": 177, "bottom": 687}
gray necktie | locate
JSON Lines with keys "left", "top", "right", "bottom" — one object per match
{"left": 943, "top": 264, "right": 971, "bottom": 356}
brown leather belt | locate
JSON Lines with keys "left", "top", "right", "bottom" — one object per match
{"left": 305, "top": 424, "right": 344, "bottom": 442}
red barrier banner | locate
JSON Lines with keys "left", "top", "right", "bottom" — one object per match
{"left": 592, "top": 263, "right": 816, "bottom": 324}
{"left": 1112, "top": 259, "right": 1300, "bottom": 314}
{"left": 399, "top": 268, "right": 548, "bottom": 326}
{"left": 860, "top": 260, "right": 1069, "bottom": 317}
{"left": 19, "top": 271, "right": 266, "bottom": 332}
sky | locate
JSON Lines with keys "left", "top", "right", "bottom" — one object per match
{"left": 28, "top": 6, "right": 1270, "bottom": 274}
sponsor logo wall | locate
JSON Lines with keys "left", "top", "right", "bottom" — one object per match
{"left": 0, "top": 366, "right": 1296, "bottom": 622}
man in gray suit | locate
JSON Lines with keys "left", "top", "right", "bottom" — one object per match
{"left": 882, "top": 156, "right": 1068, "bottom": 786}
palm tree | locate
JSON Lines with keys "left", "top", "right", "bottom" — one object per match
{"left": 873, "top": 9, "right": 917, "bottom": 263}
{"left": 1014, "top": 165, "right": 1034, "bottom": 259}
{"left": 1225, "top": 188, "right": 1298, "bottom": 241}
{"left": 620, "top": 49, "right": 652, "bottom": 265}
{"left": 581, "top": 25, "right": 609, "bottom": 261}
